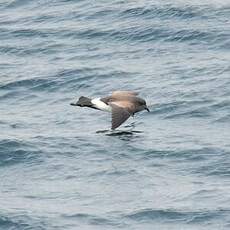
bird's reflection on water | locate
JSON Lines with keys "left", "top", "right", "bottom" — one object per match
{"left": 96, "top": 123, "right": 143, "bottom": 140}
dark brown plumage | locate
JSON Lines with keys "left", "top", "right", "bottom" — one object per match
{"left": 71, "top": 91, "right": 149, "bottom": 129}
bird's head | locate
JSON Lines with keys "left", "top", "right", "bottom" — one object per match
{"left": 137, "top": 99, "right": 150, "bottom": 112}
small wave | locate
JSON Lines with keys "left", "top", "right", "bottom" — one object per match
{"left": 119, "top": 5, "right": 204, "bottom": 20}
{"left": 10, "top": 28, "right": 52, "bottom": 38}
{"left": 0, "top": 78, "right": 50, "bottom": 90}
{"left": 0, "top": 45, "right": 26, "bottom": 55}
{"left": 164, "top": 107, "right": 211, "bottom": 119}
{"left": 63, "top": 213, "right": 119, "bottom": 226}
{"left": 126, "top": 209, "right": 189, "bottom": 221}
{"left": 208, "top": 99, "right": 230, "bottom": 109}
{"left": 214, "top": 115, "right": 230, "bottom": 123}
{"left": 0, "top": 215, "right": 24, "bottom": 230}
{"left": 14, "top": 23, "right": 215, "bottom": 47}
{"left": 150, "top": 96, "right": 230, "bottom": 121}
{"left": 0, "top": 91, "right": 23, "bottom": 101}
{"left": 4, "top": 0, "right": 33, "bottom": 9}
{"left": 198, "top": 159, "right": 230, "bottom": 177}
{"left": 125, "top": 208, "right": 228, "bottom": 224}
{"left": 140, "top": 147, "right": 225, "bottom": 162}
{"left": 0, "top": 72, "right": 88, "bottom": 93}
{"left": 150, "top": 100, "right": 214, "bottom": 119}
{"left": 0, "top": 139, "right": 41, "bottom": 167}
{"left": 0, "top": 213, "right": 47, "bottom": 230}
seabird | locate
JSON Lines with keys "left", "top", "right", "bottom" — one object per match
{"left": 70, "top": 91, "right": 150, "bottom": 130}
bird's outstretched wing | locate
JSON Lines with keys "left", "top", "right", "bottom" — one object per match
{"left": 112, "top": 91, "right": 139, "bottom": 97}
{"left": 110, "top": 103, "right": 131, "bottom": 129}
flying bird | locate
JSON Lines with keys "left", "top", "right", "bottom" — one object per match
{"left": 70, "top": 91, "right": 149, "bottom": 130}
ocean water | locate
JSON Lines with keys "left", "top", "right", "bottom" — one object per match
{"left": 0, "top": 0, "right": 230, "bottom": 229}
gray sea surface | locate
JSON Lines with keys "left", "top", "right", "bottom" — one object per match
{"left": 0, "top": 0, "right": 230, "bottom": 229}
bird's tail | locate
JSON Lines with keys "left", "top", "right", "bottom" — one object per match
{"left": 70, "top": 96, "right": 93, "bottom": 107}
{"left": 78, "top": 96, "right": 93, "bottom": 107}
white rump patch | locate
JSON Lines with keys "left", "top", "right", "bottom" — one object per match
{"left": 91, "top": 98, "right": 112, "bottom": 112}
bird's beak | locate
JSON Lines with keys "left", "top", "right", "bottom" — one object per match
{"left": 70, "top": 102, "right": 78, "bottom": 106}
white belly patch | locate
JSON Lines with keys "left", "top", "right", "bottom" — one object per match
{"left": 91, "top": 98, "right": 111, "bottom": 112}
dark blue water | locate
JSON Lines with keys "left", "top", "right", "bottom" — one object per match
{"left": 1, "top": 0, "right": 230, "bottom": 229}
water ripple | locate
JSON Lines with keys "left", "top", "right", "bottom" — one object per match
{"left": 125, "top": 208, "right": 229, "bottom": 224}
{"left": 0, "top": 139, "right": 42, "bottom": 167}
